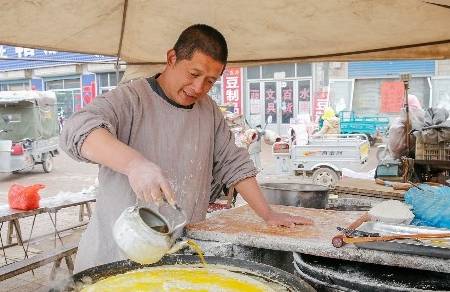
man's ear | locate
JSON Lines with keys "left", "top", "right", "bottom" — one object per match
{"left": 166, "top": 49, "right": 177, "bottom": 67}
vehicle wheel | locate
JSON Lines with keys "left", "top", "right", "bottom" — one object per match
{"left": 42, "top": 153, "right": 53, "bottom": 173}
{"left": 312, "top": 168, "right": 339, "bottom": 187}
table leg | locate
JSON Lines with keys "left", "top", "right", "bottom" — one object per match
{"left": 24, "top": 215, "right": 37, "bottom": 257}
{"left": 86, "top": 203, "right": 92, "bottom": 219}
{"left": 0, "top": 222, "right": 8, "bottom": 265}
{"left": 12, "top": 219, "right": 23, "bottom": 246}
{"left": 50, "top": 258, "right": 62, "bottom": 280}
{"left": 48, "top": 212, "right": 64, "bottom": 247}
{"left": 78, "top": 204, "right": 84, "bottom": 222}
{"left": 6, "top": 221, "right": 13, "bottom": 245}
{"left": 65, "top": 255, "right": 74, "bottom": 274}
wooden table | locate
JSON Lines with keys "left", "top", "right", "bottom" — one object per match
{"left": 0, "top": 193, "right": 95, "bottom": 266}
{"left": 186, "top": 205, "right": 450, "bottom": 273}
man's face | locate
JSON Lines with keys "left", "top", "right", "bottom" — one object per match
{"left": 165, "top": 50, "right": 224, "bottom": 106}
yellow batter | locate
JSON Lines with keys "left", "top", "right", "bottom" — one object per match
{"left": 81, "top": 266, "right": 275, "bottom": 292}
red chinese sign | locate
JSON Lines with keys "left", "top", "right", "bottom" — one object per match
{"left": 380, "top": 81, "right": 404, "bottom": 113}
{"left": 222, "top": 67, "right": 242, "bottom": 114}
{"left": 312, "top": 91, "right": 329, "bottom": 121}
{"left": 83, "top": 81, "right": 96, "bottom": 105}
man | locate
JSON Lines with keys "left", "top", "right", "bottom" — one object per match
{"left": 60, "top": 24, "right": 312, "bottom": 272}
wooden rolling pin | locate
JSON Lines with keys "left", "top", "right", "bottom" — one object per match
{"left": 332, "top": 212, "right": 370, "bottom": 248}
{"left": 343, "top": 233, "right": 450, "bottom": 244}
{"left": 375, "top": 178, "right": 412, "bottom": 190}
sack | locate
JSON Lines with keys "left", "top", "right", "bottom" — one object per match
{"left": 422, "top": 108, "right": 449, "bottom": 144}
{"left": 405, "top": 184, "right": 450, "bottom": 229}
{"left": 388, "top": 118, "right": 410, "bottom": 159}
{"left": 8, "top": 183, "right": 45, "bottom": 210}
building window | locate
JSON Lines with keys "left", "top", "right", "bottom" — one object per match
{"left": 431, "top": 77, "right": 450, "bottom": 111}
{"left": 352, "top": 77, "right": 430, "bottom": 115}
{"left": 247, "top": 66, "right": 261, "bottom": 80}
{"left": 45, "top": 77, "right": 81, "bottom": 119}
{"left": 297, "top": 63, "right": 312, "bottom": 77}
{"left": 0, "top": 81, "right": 30, "bottom": 91}
{"left": 97, "top": 72, "right": 124, "bottom": 94}
{"left": 262, "top": 63, "right": 295, "bottom": 79}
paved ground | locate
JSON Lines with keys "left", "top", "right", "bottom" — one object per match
{"left": 0, "top": 153, "right": 98, "bottom": 291}
{"left": 0, "top": 143, "right": 379, "bottom": 291}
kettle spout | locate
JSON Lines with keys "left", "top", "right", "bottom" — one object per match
{"left": 167, "top": 240, "right": 188, "bottom": 254}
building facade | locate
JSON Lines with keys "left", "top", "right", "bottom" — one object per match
{"left": 1, "top": 45, "right": 449, "bottom": 136}
{"left": 0, "top": 45, "right": 122, "bottom": 119}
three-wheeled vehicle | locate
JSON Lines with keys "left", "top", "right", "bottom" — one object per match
{"left": 339, "top": 111, "right": 390, "bottom": 146}
{"left": 0, "top": 91, "right": 59, "bottom": 173}
{"left": 273, "top": 133, "right": 370, "bottom": 187}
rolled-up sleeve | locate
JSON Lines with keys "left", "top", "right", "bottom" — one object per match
{"left": 212, "top": 105, "right": 258, "bottom": 188}
{"left": 59, "top": 84, "right": 134, "bottom": 163}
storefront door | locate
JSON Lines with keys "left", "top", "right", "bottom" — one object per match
{"left": 263, "top": 81, "right": 295, "bottom": 135}
{"left": 248, "top": 79, "right": 312, "bottom": 136}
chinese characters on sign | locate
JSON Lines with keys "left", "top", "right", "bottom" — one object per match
{"left": 265, "top": 82, "right": 277, "bottom": 124}
{"left": 222, "top": 67, "right": 242, "bottom": 114}
{"left": 249, "top": 83, "right": 261, "bottom": 115}
{"left": 380, "top": 81, "right": 404, "bottom": 113}
{"left": 312, "top": 91, "right": 329, "bottom": 121}
{"left": 298, "top": 81, "right": 311, "bottom": 101}
{"left": 82, "top": 74, "right": 97, "bottom": 107}
{"left": 298, "top": 80, "right": 311, "bottom": 115}
{"left": 321, "top": 151, "right": 343, "bottom": 156}
{"left": 281, "top": 81, "right": 294, "bottom": 123}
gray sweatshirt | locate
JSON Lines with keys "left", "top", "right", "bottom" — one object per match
{"left": 59, "top": 77, "right": 257, "bottom": 272}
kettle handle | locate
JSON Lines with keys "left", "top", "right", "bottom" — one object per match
{"left": 160, "top": 198, "right": 187, "bottom": 231}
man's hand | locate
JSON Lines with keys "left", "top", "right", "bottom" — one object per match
{"left": 263, "top": 210, "right": 313, "bottom": 228}
{"left": 235, "top": 177, "right": 314, "bottom": 228}
{"left": 80, "top": 128, "right": 176, "bottom": 205}
{"left": 126, "top": 158, "right": 175, "bottom": 205}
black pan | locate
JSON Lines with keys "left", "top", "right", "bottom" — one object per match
{"left": 50, "top": 255, "right": 316, "bottom": 291}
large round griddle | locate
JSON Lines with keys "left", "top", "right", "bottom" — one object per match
{"left": 50, "top": 255, "right": 316, "bottom": 291}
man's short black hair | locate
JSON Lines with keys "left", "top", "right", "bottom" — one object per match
{"left": 174, "top": 24, "right": 228, "bottom": 65}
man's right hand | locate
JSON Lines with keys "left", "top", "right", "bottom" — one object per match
{"left": 80, "top": 128, "right": 176, "bottom": 205}
{"left": 126, "top": 158, "right": 176, "bottom": 205}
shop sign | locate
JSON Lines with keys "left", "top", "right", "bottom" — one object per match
{"left": 298, "top": 80, "right": 311, "bottom": 115}
{"left": 281, "top": 82, "right": 294, "bottom": 123}
{"left": 82, "top": 74, "right": 97, "bottom": 106}
{"left": 249, "top": 86, "right": 260, "bottom": 114}
{"left": 222, "top": 67, "right": 242, "bottom": 114}
{"left": 380, "top": 81, "right": 404, "bottom": 113}
{"left": 312, "top": 91, "right": 329, "bottom": 121}
{"left": 264, "top": 83, "right": 277, "bottom": 123}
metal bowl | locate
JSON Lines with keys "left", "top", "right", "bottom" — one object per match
{"left": 260, "top": 183, "right": 329, "bottom": 209}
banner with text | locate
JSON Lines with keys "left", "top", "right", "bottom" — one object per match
{"left": 222, "top": 67, "right": 242, "bottom": 114}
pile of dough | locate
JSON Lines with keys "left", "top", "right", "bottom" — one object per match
{"left": 369, "top": 200, "right": 414, "bottom": 224}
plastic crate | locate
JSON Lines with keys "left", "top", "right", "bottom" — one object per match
{"left": 416, "top": 142, "right": 450, "bottom": 161}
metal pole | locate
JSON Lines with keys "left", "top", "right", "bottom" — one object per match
{"left": 115, "top": 57, "right": 120, "bottom": 86}
{"left": 401, "top": 74, "right": 411, "bottom": 157}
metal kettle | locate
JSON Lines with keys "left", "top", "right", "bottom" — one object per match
{"left": 113, "top": 202, "right": 187, "bottom": 265}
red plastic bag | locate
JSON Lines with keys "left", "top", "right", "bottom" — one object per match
{"left": 8, "top": 183, "right": 45, "bottom": 210}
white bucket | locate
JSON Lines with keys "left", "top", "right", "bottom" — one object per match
{"left": 0, "top": 140, "right": 12, "bottom": 152}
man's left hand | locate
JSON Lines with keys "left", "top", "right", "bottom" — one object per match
{"left": 263, "top": 210, "right": 313, "bottom": 227}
